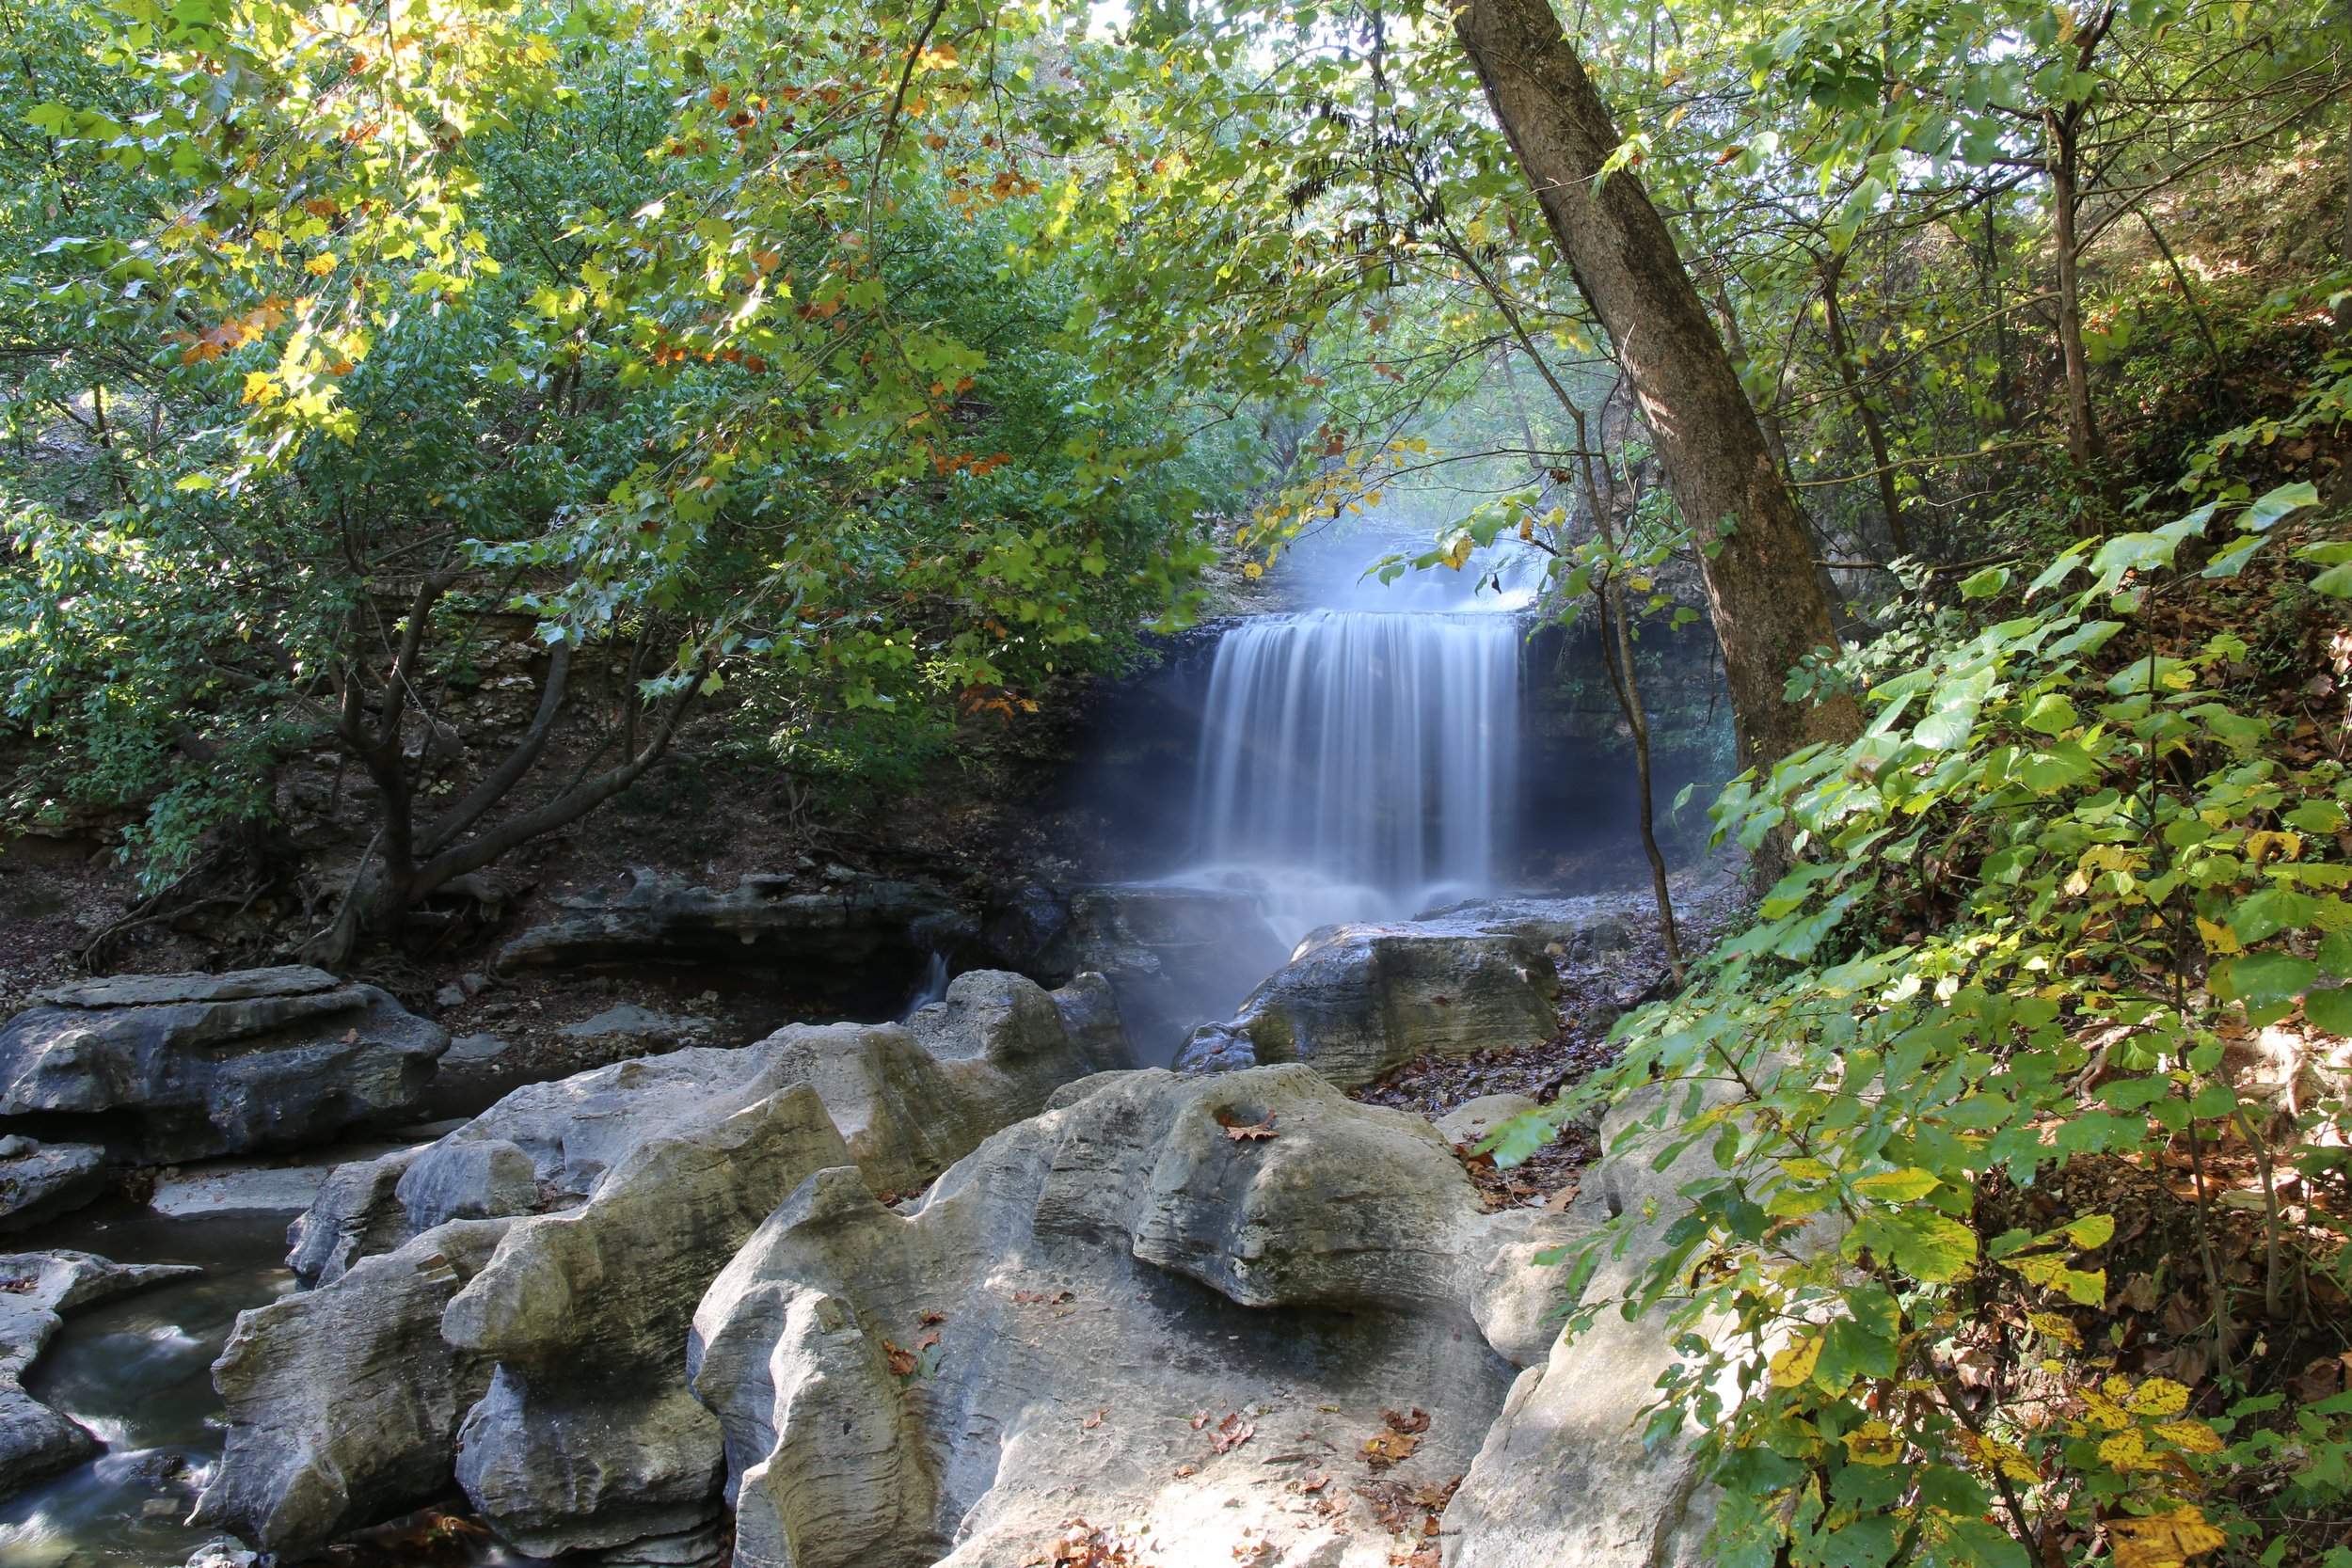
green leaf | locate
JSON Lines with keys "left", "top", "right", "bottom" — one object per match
{"left": 2305, "top": 983, "right": 2352, "bottom": 1036}
{"left": 2243, "top": 481, "right": 2320, "bottom": 531}
{"left": 1851, "top": 1208, "right": 1979, "bottom": 1282}
{"left": 2213, "top": 951, "right": 2319, "bottom": 1006}
{"left": 1958, "top": 565, "right": 2010, "bottom": 599}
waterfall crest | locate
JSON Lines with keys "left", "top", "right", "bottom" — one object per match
{"left": 1185, "top": 608, "right": 1522, "bottom": 941}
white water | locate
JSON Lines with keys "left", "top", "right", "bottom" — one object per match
{"left": 1184, "top": 607, "right": 1523, "bottom": 942}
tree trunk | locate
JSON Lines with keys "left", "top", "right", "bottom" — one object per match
{"left": 1453, "top": 0, "right": 1856, "bottom": 770}
{"left": 1820, "top": 248, "right": 1909, "bottom": 556}
{"left": 2048, "top": 107, "right": 2104, "bottom": 470}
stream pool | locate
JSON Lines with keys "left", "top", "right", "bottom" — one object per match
{"left": 1, "top": 1200, "right": 539, "bottom": 1568}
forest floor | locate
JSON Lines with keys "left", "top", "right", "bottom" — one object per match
{"left": 1353, "top": 863, "right": 1755, "bottom": 1212}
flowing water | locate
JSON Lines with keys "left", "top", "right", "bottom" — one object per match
{"left": 1184, "top": 607, "right": 1523, "bottom": 943}
{"left": 1, "top": 1204, "right": 292, "bottom": 1568}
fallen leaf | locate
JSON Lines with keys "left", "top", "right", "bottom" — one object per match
{"left": 920, "top": 1308, "right": 947, "bottom": 1326}
{"left": 1224, "top": 1116, "right": 1279, "bottom": 1142}
{"left": 1361, "top": 1429, "right": 1420, "bottom": 1469}
{"left": 1382, "top": 1408, "right": 1430, "bottom": 1434}
{"left": 1081, "top": 1407, "right": 1107, "bottom": 1430}
{"left": 342, "top": 1028, "right": 360, "bottom": 1043}
{"left": 1211, "top": 1413, "right": 1256, "bottom": 1453}
{"left": 883, "top": 1339, "right": 918, "bottom": 1376}
{"left": 1299, "top": 1471, "right": 1330, "bottom": 1493}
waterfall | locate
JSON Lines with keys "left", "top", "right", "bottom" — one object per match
{"left": 1185, "top": 608, "right": 1522, "bottom": 942}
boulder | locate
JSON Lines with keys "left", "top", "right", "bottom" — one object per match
{"left": 0, "top": 966, "right": 449, "bottom": 1162}
{"left": 197, "top": 1217, "right": 516, "bottom": 1556}
{"left": 207, "top": 970, "right": 1126, "bottom": 1561}
{"left": 689, "top": 1065, "right": 1582, "bottom": 1568}
{"left": 1433, "top": 1094, "right": 1540, "bottom": 1148}
{"left": 0, "top": 1249, "right": 203, "bottom": 1503}
{"left": 495, "top": 869, "right": 959, "bottom": 1006}
{"left": 0, "top": 1135, "right": 107, "bottom": 1230}
{"left": 1445, "top": 1081, "right": 1788, "bottom": 1568}
{"left": 1177, "top": 926, "right": 1560, "bottom": 1088}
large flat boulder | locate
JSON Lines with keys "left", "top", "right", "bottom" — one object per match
{"left": 494, "top": 870, "right": 959, "bottom": 1004}
{"left": 0, "top": 1249, "right": 203, "bottom": 1503}
{"left": 1177, "top": 925, "right": 1561, "bottom": 1087}
{"left": 0, "top": 966, "right": 448, "bottom": 1162}
{"left": 204, "top": 971, "right": 1127, "bottom": 1563}
{"left": 689, "top": 1065, "right": 1582, "bottom": 1568}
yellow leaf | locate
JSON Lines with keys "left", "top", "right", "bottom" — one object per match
{"left": 1769, "top": 1335, "right": 1822, "bottom": 1389}
{"left": 2195, "top": 916, "right": 2240, "bottom": 956}
{"left": 2127, "top": 1378, "right": 2191, "bottom": 1418}
{"left": 2106, "top": 1506, "right": 2226, "bottom": 1568}
{"left": 2097, "top": 1429, "right": 2159, "bottom": 1471}
{"left": 2025, "top": 1311, "right": 2081, "bottom": 1348}
{"left": 2153, "top": 1418, "right": 2223, "bottom": 1454}
{"left": 1241, "top": 562, "right": 1263, "bottom": 580}
{"left": 1854, "top": 1167, "right": 1940, "bottom": 1202}
{"left": 305, "top": 251, "right": 339, "bottom": 276}
{"left": 1842, "top": 1418, "right": 1901, "bottom": 1465}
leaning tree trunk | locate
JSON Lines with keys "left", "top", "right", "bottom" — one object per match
{"left": 1453, "top": 0, "right": 1857, "bottom": 771}
{"left": 2048, "top": 106, "right": 2104, "bottom": 471}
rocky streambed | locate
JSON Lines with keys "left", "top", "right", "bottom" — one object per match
{"left": 0, "top": 884, "right": 1731, "bottom": 1568}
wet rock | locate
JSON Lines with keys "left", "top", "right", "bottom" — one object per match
{"left": 1178, "top": 926, "right": 1561, "bottom": 1089}
{"left": 150, "top": 1160, "right": 338, "bottom": 1219}
{"left": 0, "top": 1136, "right": 107, "bottom": 1231}
{"left": 495, "top": 869, "right": 958, "bottom": 1002}
{"left": 557, "top": 1004, "right": 712, "bottom": 1042}
{"left": 689, "top": 1065, "right": 1581, "bottom": 1568}
{"left": 442, "top": 1032, "right": 513, "bottom": 1066}
{"left": 0, "top": 966, "right": 449, "bottom": 1163}
{"left": 0, "top": 1250, "right": 204, "bottom": 1504}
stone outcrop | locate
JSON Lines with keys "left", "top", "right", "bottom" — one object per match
{"left": 1, "top": 1249, "right": 203, "bottom": 1502}
{"left": 203, "top": 970, "right": 1125, "bottom": 1563}
{"left": 495, "top": 870, "right": 959, "bottom": 1004}
{"left": 1446, "top": 1081, "right": 1772, "bottom": 1568}
{"left": 0, "top": 967, "right": 448, "bottom": 1163}
{"left": 0, "top": 1134, "right": 107, "bottom": 1230}
{"left": 689, "top": 1064, "right": 1581, "bottom": 1568}
{"left": 1176, "top": 925, "right": 1561, "bottom": 1087}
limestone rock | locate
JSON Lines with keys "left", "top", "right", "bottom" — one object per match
{"left": 1446, "top": 1083, "right": 1769, "bottom": 1568}
{"left": 0, "top": 1249, "right": 203, "bottom": 1503}
{"left": 1178, "top": 926, "right": 1560, "bottom": 1088}
{"left": 214, "top": 970, "right": 1122, "bottom": 1562}
{"left": 1434, "top": 1094, "right": 1539, "bottom": 1148}
{"left": 0, "top": 1136, "right": 107, "bottom": 1231}
{"left": 196, "top": 1218, "right": 516, "bottom": 1558}
{"left": 0, "top": 966, "right": 449, "bottom": 1162}
{"left": 689, "top": 1065, "right": 1581, "bottom": 1568}
{"left": 495, "top": 869, "right": 958, "bottom": 1002}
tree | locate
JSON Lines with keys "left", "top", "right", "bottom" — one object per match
{"left": 1451, "top": 0, "right": 1859, "bottom": 770}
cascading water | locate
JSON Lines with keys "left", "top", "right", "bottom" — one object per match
{"left": 1184, "top": 605, "right": 1523, "bottom": 942}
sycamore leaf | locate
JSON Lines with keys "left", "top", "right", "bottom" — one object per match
{"left": 2242, "top": 480, "right": 2319, "bottom": 531}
